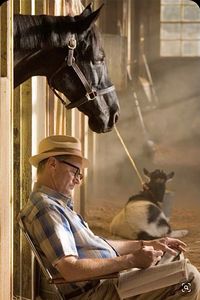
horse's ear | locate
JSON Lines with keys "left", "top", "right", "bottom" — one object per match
{"left": 78, "top": 3, "right": 93, "bottom": 17}
{"left": 143, "top": 168, "right": 150, "bottom": 178}
{"left": 166, "top": 171, "right": 175, "bottom": 181}
{"left": 81, "top": 4, "right": 104, "bottom": 29}
{"left": 72, "top": 4, "right": 104, "bottom": 33}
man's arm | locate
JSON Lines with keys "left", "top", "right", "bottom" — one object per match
{"left": 106, "top": 239, "right": 142, "bottom": 255}
{"left": 55, "top": 247, "right": 163, "bottom": 282}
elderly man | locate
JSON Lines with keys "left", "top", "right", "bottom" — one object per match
{"left": 19, "top": 135, "right": 200, "bottom": 300}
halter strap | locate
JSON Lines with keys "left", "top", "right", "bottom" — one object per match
{"left": 66, "top": 85, "right": 115, "bottom": 110}
{"left": 48, "top": 34, "right": 115, "bottom": 110}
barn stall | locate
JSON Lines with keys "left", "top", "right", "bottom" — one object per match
{"left": 0, "top": 0, "right": 200, "bottom": 299}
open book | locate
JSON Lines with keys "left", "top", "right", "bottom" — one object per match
{"left": 157, "top": 250, "right": 182, "bottom": 265}
{"left": 117, "top": 252, "right": 188, "bottom": 298}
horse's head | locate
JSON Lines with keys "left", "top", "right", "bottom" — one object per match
{"left": 14, "top": 5, "right": 120, "bottom": 133}
{"left": 143, "top": 168, "right": 175, "bottom": 203}
{"left": 46, "top": 5, "right": 120, "bottom": 133}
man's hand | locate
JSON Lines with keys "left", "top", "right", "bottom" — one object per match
{"left": 127, "top": 246, "right": 163, "bottom": 269}
{"left": 144, "top": 237, "right": 187, "bottom": 256}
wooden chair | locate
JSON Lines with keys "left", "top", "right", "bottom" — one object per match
{"left": 18, "top": 217, "right": 118, "bottom": 300}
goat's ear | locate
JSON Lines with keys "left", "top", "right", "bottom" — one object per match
{"left": 143, "top": 168, "right": 150, "bottom": 178}
{"left": 166, "top": 171, "right": 175, "bottom": 181}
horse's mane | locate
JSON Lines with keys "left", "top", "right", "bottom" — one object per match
{"left": 14, "top": 14, "right": 101, "bottom": 60}
{"left": 14, "top": 14, "right": 76, "bottom": 50}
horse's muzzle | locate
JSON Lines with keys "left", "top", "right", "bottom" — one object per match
{"left": 88, "top": 109, "right": 120, "bottom": 133}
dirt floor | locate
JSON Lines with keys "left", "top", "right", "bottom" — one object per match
{"left": 86, "top": 203, "right": 200, "bottom": 271}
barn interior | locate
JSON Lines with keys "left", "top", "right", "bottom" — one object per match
{"left": 0, "top": 0, "right": 200, "bottom": 299}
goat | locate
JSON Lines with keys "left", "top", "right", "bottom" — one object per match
{"left": 110, "top": 168, "right": 174, "bottom": 240}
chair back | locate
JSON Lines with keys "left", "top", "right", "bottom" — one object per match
{"left": 18, "top": 218, "right": 56, "bottom": 284}
{"left": 18, "top": 217, "right": 119, "bottom": 285}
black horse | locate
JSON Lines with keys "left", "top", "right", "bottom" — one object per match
{"left": 14, "top": 4, "right": 120, "bottom": 133}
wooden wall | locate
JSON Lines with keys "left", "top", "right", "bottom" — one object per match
{"left": 12, "top": 0, "right": 89, "bottom": 298}
{"left": 0, "top": 0, "right": 127, "bottom": 298}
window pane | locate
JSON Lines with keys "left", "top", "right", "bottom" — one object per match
{"left": 160, "top": 1, "right": 200, "bottom": 57}
{"left": 161, "top": 40, "right": 181, "bottom": 56}
{"left": 183, "top": 6, "right": 200, "bottom": 21}
{"left": 161, "top": 24, "right": 181, "bottom": 39}
{"left": 182, "top": 41, "right": 200, "bottom": 56}
{"left": 182, "top": 23, "right": 200, "bottom": 39}
{"left": 161, "top": 5, "right": 181, "bottom": 21}
{"left": 161, "top": 0, "right": 181, "bottom": 4}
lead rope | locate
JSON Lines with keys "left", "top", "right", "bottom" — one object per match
{"left": 114, "top": 125, "right": 145, "bottom": 187}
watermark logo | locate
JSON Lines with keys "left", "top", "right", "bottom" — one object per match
{"left": 181, "top": 282, "right": 192, "bottom": 293}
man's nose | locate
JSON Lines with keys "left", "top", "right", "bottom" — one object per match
{"left": 73, "top": 176, "right": 81, "bottom": 184}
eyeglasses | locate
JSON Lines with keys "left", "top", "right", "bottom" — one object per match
{"left": 60, "top": 161, "right": 83, "bottom": 180}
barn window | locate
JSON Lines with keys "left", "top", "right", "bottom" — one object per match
{"left": 160, "top": 0, "right": 200, "bottom": 56}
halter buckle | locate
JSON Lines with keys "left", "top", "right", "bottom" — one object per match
{"left": 86, "top": 91, "right": 97, "bottom": 101}
{"left": 68, "top": 36, "right": 77, "bottom": 50}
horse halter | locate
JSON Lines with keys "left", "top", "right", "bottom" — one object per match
{"left": 48, "top": 34, "right": 115, "bottom": 110}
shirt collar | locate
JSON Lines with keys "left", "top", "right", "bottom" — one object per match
{"left": 32, "top": 182, "right": 73, "bottom": 209}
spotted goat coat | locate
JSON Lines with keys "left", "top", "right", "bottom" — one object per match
{"left": 110, "top": 168, "right": 174, "bottom": 240}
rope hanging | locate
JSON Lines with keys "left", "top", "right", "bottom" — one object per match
{"left": 114, "top": 125, "right": 144, "bottom": 187}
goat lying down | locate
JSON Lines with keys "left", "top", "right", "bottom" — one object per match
{"left": 110, "top": 168, "right": 187, "bottom": 240}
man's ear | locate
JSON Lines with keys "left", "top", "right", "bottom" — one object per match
{"left": 47, "top": 157, "right": 57, "bottom": 168}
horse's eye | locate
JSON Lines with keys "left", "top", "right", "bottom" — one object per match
{"left": 94, "top": 57, "right": 105, "bottom": 66}
{"left": 94, "top": 60, "right": 103, "bottom": 65}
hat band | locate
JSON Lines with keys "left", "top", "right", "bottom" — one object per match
{"left": 42, "top": 147, "right": 83, "bottom": 157}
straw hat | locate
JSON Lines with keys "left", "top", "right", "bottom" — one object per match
{"left": 29, "top": 135, "right": 89, "bottom": 168}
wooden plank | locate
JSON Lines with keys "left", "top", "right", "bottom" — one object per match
{"left": 35, "top": 0, "right": 46, "bottom": 14}
{"left": 46, "top": 88, "right": 55, "bottom": 135}
{"left": 13, "top": 87, "right": 21, "bottom": 298}
{"left": 0, "top": 3, "right": 7, "bottom": 76}
{"left": 79, "top": 115, "right": 88, "bottom": 217}
{"left": 0, "top": 77, "right": 13, "bottom": 300}
{"left": 0, "top": 1, "right": 13, "bottom": 299}
{"left": 20, "top": 79, "right": 33, "bottom": 299}
{"left": 102, "top": 34, "right": 127, "bottom": 91}
{"left": 20, "top": 0, "right": 31, "bottom": 13}
{"left": 14, "top": 1, "right": 32, "bottom": 299}
{"left": 14, "top": 0, "right": 20, "bottom": 13}
{"left": 46, "top": 0, "right": 54, "bottom": 14}
{"left": 32, "top": 77, "right": 47, "bottom": 146}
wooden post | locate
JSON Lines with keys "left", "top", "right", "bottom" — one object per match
{"left": 13, "top": 1, "right": 33, "bottom": 299}
{"left": 0, "top": 0, "right": 13, "bottom": 299}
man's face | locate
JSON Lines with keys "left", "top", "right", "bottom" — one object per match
{"left": 51, "top": 156, "right": 83, "bottom": 197}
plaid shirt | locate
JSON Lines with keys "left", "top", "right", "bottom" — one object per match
{"left": 18, "top": 183, "right": 117, "bottom": 295}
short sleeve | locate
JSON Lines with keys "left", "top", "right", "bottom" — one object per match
{"left": 32, "top": 206, "right": 78, "bottom": 266}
